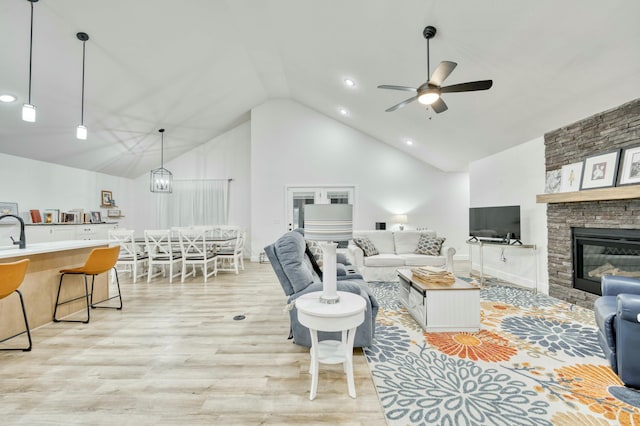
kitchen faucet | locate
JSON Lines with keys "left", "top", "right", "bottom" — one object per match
{"left": 0, "top": 214, "right": 26, "bottom": 249}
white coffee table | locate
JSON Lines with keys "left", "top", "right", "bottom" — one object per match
{"left": 295, "top": 291, "right": 366, "bottom": 400}
{"left": 397, "top": 268, "right": 480, "bottom": 332}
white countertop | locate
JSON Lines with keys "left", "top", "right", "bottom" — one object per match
{"left": 0, "top": 240, "right": 111, "bottom": 259}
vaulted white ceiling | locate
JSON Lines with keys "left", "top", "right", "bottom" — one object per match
{"left": 1, "top": 0, "right": 639, "bottom": 178}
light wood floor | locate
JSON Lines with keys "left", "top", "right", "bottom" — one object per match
{"left": 0, "top": 261, "right": 388, "bottom": 425}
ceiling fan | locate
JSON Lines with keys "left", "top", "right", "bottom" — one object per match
{"left": 378, "top": 25, "right": 493, "bottom": 114}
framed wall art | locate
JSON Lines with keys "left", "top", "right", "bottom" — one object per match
{"left": 617, "top": 146, "right": 640, "bottom": 186}
{"left": 101, "top": 190, "right": 113, "bottom": 207}
{"left": 90, "top": 211, "right": 102, "bottom": 223}
{"left": 560, "top": 162, "right": 583, "bottom": 192}
{"left": 544, "top": 169, "right": 561, "bottom": 193}
{"left": 580, "top": 150, "right": 621, "bottom": 190}
{"left": 0, "top": 202, "right": 19, "bottom": 216}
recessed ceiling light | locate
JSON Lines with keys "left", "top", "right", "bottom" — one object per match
{"left": 344, "top": 78, "right": 356, "bottom": 87}
{"left": 0, "top": 94, "right": 17, "bottom": 103}
{"left": 405, "top": 139, "right": 414, "bottom": 146}
{"left": 339, "top": 107, "right": 348, "bottom": 116}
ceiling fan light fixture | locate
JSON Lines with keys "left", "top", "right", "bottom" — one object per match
{"left": 417, "top": 91, "right": 440, "bottom": 105}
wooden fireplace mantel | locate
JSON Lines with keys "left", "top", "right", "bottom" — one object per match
{"left": 536, "top": 185, "right": 640, "bottom": 204}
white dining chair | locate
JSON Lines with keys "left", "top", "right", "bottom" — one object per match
{"left": 144, "top": 229, "right": 182, "bottom": 283}
{"left": 108, "top": 229, "right": 147, "bottom": 284}
{"left": 217, "top": 231, "right": 245, "bottom": 274}
{"left": 178, "top": 228, "right": 218, "bottom": 283}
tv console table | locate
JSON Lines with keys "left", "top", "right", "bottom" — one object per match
{"left": 466, "top": 240, "right": 538, "bottom": 293}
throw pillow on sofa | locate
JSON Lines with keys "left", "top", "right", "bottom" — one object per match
{"left": 306, "top": 240, "right": 323, "bottom": 269}
{"left": 415, "top": 234, "right": 445, "bottom": 256}
{"left": 353, "top": 237, "right": 379, "bottom": 257}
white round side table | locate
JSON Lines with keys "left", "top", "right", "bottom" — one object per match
{"left": 295, "top": 291, "right": 366, "bottom": 400}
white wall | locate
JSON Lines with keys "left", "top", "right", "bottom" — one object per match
{"left": 0, "top": 152, "right": 134, "bottom": 228}
{"left": 250, "top": 99, "right": 470, "bottom": 261}
{"left": 469, "top": 137, "right": 548, "bottom": 293}
{"left": 130, "top": 121, "right": 252, "bottom": 252}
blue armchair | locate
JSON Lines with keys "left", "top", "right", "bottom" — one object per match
{"left": 593, "top": 275, "right": 640, "bottom": 388}
{"left": 264, "top": 230, "right": 378, "bottom": 348}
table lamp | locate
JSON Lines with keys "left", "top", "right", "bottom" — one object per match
{"left": 304, "top": 204, "right": 353, "bottom": 304}
{"left": 394, "top": 214, "right": 408, "bottom": 231}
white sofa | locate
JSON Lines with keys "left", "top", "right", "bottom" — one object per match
{"left": 347, "top": 230, "right": 455, "bottom": 282}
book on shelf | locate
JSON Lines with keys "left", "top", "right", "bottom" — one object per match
{"left": 29, "top": 209, "right": 42, "bottom": 223}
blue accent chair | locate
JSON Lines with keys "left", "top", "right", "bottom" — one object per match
{"left": 264, "top": 230, "right": 378, "bottom": 348}
{"left": 594, "top": 274, "right": 640, "bottom": 388}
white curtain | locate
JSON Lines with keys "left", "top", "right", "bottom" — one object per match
{"left": 154, "top": 179, "right": 229, "bottom": 228}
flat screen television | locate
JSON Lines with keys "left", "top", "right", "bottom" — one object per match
{"left": 469, "top": 205, "right": 521, "bottom": 241}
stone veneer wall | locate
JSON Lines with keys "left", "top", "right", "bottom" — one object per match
{"left": 544, "top": 98, "right": 640, "bottom": 308}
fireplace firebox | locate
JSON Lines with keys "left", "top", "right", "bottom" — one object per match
{"left": 572, "top": 227, "right": 640, "bottom": 295}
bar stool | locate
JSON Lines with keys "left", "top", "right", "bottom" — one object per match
{"left": 0, "top": 259, "right": 32, "bottom": 351}
{"left": 53, "top": 245, "right": 122, "bottom": 324}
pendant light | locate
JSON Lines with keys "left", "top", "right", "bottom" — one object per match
{"left": 76, "top": 32, "right": 89, "bottom": 140}
{"left": 22, "top": 0, "right": 38, "bottom": 122}
{"left": 150, "top": 129, "right": 173, "bottom": 193}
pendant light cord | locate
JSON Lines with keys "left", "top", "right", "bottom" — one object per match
{"left": 159, "top": 129, "right": 165, "bottom": 168}
{"left": 27, "top": 0, "right": 34, "bottom": 104}
{"left": 80, "top": 40, "right": 86, "bottom": 125}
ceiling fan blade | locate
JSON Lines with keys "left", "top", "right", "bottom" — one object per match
{"left": 386, "top": 96, "right": 418, "bottom": 112}
{"left": 429, "top": 61, "right": 457, "bottom": 86}
{"left": 441, "top": 80, "right": 493, "bottom": 93}
{"left": 431, "top": 97, "right": 448, "bottom": 113}
{"left": 378, "top": 85, "right": 417, "bottom": 92}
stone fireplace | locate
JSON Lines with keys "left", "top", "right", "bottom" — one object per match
{"left": 544, "top": 98, "right": 640, "bottom": 308}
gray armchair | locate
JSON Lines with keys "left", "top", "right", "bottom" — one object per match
{"left": 264, "top": 230, "right": 378, "bottom": 348}
{"left": 593, "top": 274, "right": 640, "bottom": 388}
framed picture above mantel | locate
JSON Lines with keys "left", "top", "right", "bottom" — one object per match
{"left": 580, "top": 149, "right": 621, "bottom": 190}
{"left": 617, "top": 146, "right": 640, "bottom": 186}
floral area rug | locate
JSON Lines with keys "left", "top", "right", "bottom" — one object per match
{"left": 364, "top": 279, "right": 640, "bottom": 426}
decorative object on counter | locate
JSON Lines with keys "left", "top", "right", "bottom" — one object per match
{"left": 29, "top": 209, "right": 42, "bottom": 224}
{"left": 0, "top": 202, "right": 18, "bottom": 216}
{"left": 107, "top": 209, "right": 122, "bottom": 218}
{"left": 580, "top": 149, "right": 621, "bottom": 190}
{"left": 90, "top": 211, "right": 102, "bottom": 223}
{"left": 617, "top": 145, "right": 640, "bottom": 187}
{"left": 375, "top": 222, "right": 386, "bottom": 230}
{"left": 101, "top": 190, "right": 112, "bottom": 207}
{"left": 44, "top": 209, "right": 60, "bottom": 223}
{"left": 304, "top": 204, "right": 353, "bottom": 304}
{"left": 150, "top": 128, "right": 173, "bottom": 193}
{"left": 560, "top": 162, "right": 583, "bottom": 192}
{"left": 411, "top": 266, "right": 455, "bottom": 284}
{"left": 21, "top": 0, "right": 38, "bottom": 123}
{"left": 75, "top": 32, "right": 89, "bottom": 140}
{"left": 61, "top": 212, "right": 78, "bottom": 223}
